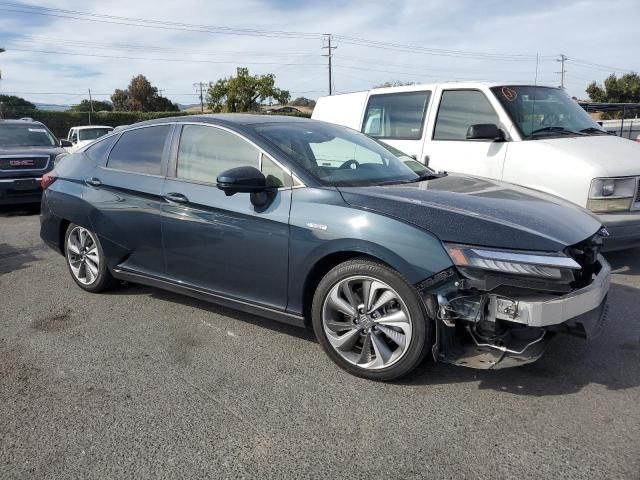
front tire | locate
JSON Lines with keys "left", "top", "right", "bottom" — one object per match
{"left": 64, "top": 223, "right": 116, "bottom": 292}
{"left": 311, "top": 258, "right": 431, "bottom": 381}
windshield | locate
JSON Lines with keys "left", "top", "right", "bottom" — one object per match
{"left": 254, "top": 122, "right": 428, "bottom": 187}
{"left": 78, "top": 128, "right": 113, "bottom": 141}
{"left": 491, "top": 86, "right": 605, "bottom": 138}
{"left": 0, "top": 124, "right": 57, "bottom": 147}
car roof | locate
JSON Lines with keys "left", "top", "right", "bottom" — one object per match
{"left": 130, "top": 113, "right": 312, "bottom": 130}
{"left": 324, "top": 81, "right": 559, "bottom": 97}
{"left": 71, "top": 125, "right": 113, "bottom": 130}
{"left": 0, "top": 119, "right": 47, "bottom": 127}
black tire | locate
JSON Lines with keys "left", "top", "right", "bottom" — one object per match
{"left": 64, "top": 223, "right": 117, "bottom": 293}
{"left": 311, "top": 258, "right": 432, "bottom": 381}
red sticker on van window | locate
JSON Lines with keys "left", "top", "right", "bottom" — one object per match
{"left": 501, "top": 87, "right": 518, "bottom": 101}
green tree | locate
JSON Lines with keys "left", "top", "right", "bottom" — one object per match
{"left": 70, "top": 99, "right": 113, "bottom": 112}
{"left": 206, "top": 67, "right": 290, "bottom": 113}
{"left": 586, "top": 73, "right": 640, "bottom": 119}
{"left": 110, "top": 75, "right": 179, "bottom": 112}
{"left": 290, "top": 97, "right": 316, "bottom": 108}
{"left": 0, "top": 94, "right": 36, "bottom": 116}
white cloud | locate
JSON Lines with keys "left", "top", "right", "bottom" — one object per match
{"left": 0, "top": 0, "right": 638, "bottom": 106}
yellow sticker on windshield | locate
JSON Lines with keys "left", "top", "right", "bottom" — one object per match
{"left": 501, "top": 87, "right": 518, "bottom": 102}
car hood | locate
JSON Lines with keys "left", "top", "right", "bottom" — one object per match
{"left": 0, "top": 146, "right": 66, "bottom": 156}
{"left": 338, "top": 174, "right": 602, "bottom": 252}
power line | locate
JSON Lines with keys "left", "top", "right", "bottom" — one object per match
{"left": 556, "top": 54, "right": 568, "bottom": 89}
{"left": 7, "top": 46, "right": 326, "bottom": 67}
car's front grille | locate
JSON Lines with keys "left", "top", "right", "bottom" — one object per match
{"left": 0, "top": 155, "right": 49, "bottom": 171}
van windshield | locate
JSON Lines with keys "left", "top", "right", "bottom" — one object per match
{"left": 254, "top": 122, "right": 434, "bottom": 187}
{"left": 491, "top": 86, "right": 606, "bottom": 139}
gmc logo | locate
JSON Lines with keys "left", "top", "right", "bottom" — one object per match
{"left": 9, "top": 160, "right": 34, "bottom": 166}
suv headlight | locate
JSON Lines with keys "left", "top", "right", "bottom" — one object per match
{"left": 444, "top": 243, "right": 581, "bottom": 280}
{"left": 588, "top": 177, "right": 636, "bottom": 213}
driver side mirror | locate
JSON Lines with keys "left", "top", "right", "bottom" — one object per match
{"left": 60, "top": 139, "right": 73, "bottom": 148}
{"left": 466, "top": 124, "right": 505, "bottom": 142}
{"left": 217, "top": 166, "right": 276, "bottom": 207}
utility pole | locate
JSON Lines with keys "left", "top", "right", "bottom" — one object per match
{"left": 194, "top": 82, "right": 206, "bottom": 112}
{"left": 322, "top": 34, "right": 337, "bottom": 95}
{"left": 88, "top": 88, "right": 94, "bottom": 125}
{"left": 556, "top": 54, "right": 568, "bottom": 90}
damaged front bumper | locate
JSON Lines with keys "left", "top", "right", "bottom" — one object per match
{"left": 419, "top": 255, "right": 611, "bottom": 370}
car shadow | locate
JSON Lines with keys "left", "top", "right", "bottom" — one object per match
{"left": 108, "top": 282, "right": 316, "bottom": 343}
{"left": 0, "top": 204, "right": 41, "bottom": 218}
{"left": 0, "top": 243, "right": 43, "bottom": 277}
{"left": 604, "top": 247, "right": 640, "bottom": 275}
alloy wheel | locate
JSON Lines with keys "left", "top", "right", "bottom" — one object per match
{"left": 66, "top": 226, "right": 100, "bottom": 286}
{"left": 321, "top": 275, "right": 413, "bottom": 370}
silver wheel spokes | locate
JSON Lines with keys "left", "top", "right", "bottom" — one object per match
{"left": 67, "top": 227, "right": 99, "bottom": 285}
{"left": 322, "top": 276, "right": 413, "bottom": 370}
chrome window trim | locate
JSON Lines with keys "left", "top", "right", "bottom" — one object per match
{"left": 0, "top": 154, "right": 50, "bottom": 172}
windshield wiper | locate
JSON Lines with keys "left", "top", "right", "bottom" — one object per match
{"left": 529, "top": 126, "right": 585, "bottom": 137}
{"left": 579, "top": 127, "right": 607, "bottom": 135}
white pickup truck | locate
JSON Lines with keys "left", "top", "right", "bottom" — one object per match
{"left": 65, "top": 125, "right": 114, "bottom": 153}
{"left": 312, "top": 82, "right": 640, "bottom": 251}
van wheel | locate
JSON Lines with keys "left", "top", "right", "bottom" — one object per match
{"left": 64, "top": 223, "right": 116, "bottom": 292}
{"left": 311, "top": 258, "right": 431, "bottom": 381}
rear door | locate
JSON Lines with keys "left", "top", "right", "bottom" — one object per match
{"left": 424, "top": 88, "right": 508, "bottom": 178}
{"left": 360, "top": 90, "right": 432, "bottom": 161}
{"left": 83, "top": 124, "right": 173, "bottom": 276}
{"left": 160, "top": 123, "right": 292, "bottom": 310}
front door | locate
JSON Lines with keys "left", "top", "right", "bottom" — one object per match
{"left": 424, "top": 89, "right": 508, "bottom": 179}
{"left": 160, "top": 124, "right": 292, "bottom": 310}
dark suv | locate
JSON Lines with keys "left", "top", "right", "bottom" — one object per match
{"left": 40, "top": 115, "right": 610, "bottom": 380}
{"left": 0, "top": 118, "right": 69, "bottom": 205}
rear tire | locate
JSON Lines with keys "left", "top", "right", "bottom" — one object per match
{"left": 311, "top": 258, "right": 432, "bottom": 381}
{"left": 64, "top": 223, "right": 116, "bottom": 293}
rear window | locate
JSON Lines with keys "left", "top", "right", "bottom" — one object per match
{"left": 85, "top": 134, "right": 119, "bottom": 163}
{"left": 107, "top": 125, "right": 171, "bottom": 175}
{"left": 0, "top": 124, "right": 57, "bottom": 147}
{"left": 362, "top": 91, "right": 430, "bottom": 140}
{"left": 78, "top": 128, "right": 113, "bottom": 141}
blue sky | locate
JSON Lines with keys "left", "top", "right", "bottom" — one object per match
{"left": 0, "top": 0, "right": 638, "bottom": 106}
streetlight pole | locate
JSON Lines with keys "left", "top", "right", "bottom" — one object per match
{"left": 0, "top": 48, "right": 5, "bottom": 118}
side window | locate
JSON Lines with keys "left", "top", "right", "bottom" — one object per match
{"left": 433, "top": 90, "right": 499, "bottom": 140}
{"left": 85, "top": 134, "right": 119, "bottom": 162}
{"left": 261, "top": 154, "right": 292, "bottom": 188}
{"left": 362, "top": 91, "right": 430, "bottom": 140}
{"left": 309, "top": 137, "right": 384, "bottom": 168}
{"left": 107, "top": 125, "right": 171, "bottom": 175}
{"left": 176, "top": 125, "right": 259, "bottom": 183}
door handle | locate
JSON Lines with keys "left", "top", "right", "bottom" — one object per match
{"left": 163, "top": 192, "right": 189, "bottom": 204}
{"left": 85, "top": 177, "right": 102, "bottom": 187}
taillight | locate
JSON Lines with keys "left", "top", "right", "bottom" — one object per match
{"left": 41, "top": 172, "right": 57, "bottom": 190}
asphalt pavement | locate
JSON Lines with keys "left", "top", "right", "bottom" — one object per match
{"left": 1, "top": 205, "right": 639, "bottom": 479}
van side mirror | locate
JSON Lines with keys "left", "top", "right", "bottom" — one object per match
{"left": 60, "top": 139, "right": 73, "bottom": 148}
{"left": 466, "top": 124, "right": 505, "bottom": 141}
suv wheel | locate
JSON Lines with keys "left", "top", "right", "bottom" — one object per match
{"left": 64, "top": 224, "right": 115, "bottom": 292}
{"left": 312, "top": 258, "right": 431, "bottom": 381}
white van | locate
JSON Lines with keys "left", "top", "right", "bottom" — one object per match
{"left": 312, "top": 82, "right": 640, "bottom": 250}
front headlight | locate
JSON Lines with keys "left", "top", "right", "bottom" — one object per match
{"left": 444, "top": 243, "right": 581, "bottom": 280}
{"left": 588, "top": 177, "right": 636, "bottom": 213}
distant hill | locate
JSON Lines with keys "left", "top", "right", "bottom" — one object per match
{"left": 34, "top": 103, "right": 72, "bottom": 112}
